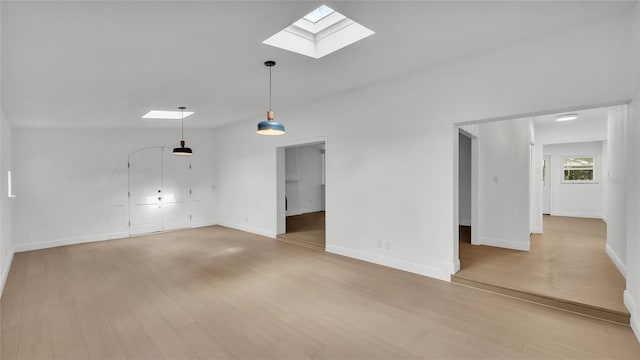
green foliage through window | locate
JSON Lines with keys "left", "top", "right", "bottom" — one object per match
{"left": 563, "top": 157, "right": 594, "bottom": 181}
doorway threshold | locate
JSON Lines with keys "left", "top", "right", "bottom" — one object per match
{"left": 451, "top": 274, "right": 630, "bottom": 325}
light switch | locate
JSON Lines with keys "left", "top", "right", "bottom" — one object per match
{"left": 493, "top": 175, "right": 499, "bottom": 183}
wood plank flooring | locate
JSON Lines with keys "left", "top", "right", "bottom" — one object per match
{"left": 454, "top": 216, "right": 628, "bottom": 322}
{"left": 277, "top": 211, "right": 325, "bottom": 250}
{"left": 2, "top": 225, "right": 640, "bottom": 359}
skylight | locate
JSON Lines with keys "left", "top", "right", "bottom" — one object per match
{"left": 263, "top": 5, "right": 374, "bottom": 59}
{"left": 303, "top": 5, "right": 335, "bottom": 23}
{"left": 142, "top": 110, "right": 194, "bottom": 120}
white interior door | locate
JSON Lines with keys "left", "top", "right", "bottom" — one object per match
{"left": 543, "top": 155, "right": 551, "bottom": 214}
{"left": 162, "top": 150, "right": 191, "bottom": 231}
{"left": 129, "top": 147, "right": 163, "bottom": 235}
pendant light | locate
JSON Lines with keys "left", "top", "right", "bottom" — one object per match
{"left": 173, "top": 106, "right": 193, "bottom": 155}
{"left": 257, "top": 60, "right": 285, "bottom": 135}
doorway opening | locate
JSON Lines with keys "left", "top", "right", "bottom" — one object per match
{"left": 128, "top": 146, "right": 192, "bottom": 236}
{"left": 451, "top": 104, "right": 629, "bottom": 324}
{"left": 458, "top": 130, "right": 474, "bottom": 246}
{"left": 276, "top": 140, "right": 326, "bottom": 250}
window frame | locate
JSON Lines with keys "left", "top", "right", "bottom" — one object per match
{"left": 561, "top": 155, "right": 598, "bottom": 184}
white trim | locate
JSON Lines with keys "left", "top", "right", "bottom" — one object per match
{"left": 549, "top": 210, "right": 604, "bottom": 219}
{"left": 14, "top": 232, "right": 130, "bottom": 252}
{"left": 217, "top": 221, "right": 276, "bottom": 238}
{"left": 278, "top": 136, "right": 328, "bottom": 149}
{"left": 1, "top": 247, "right": 15, "bottom": 298}
{"left": 624, "top": 291, "right": 640, "bottom": 342}
{"left": 326, "top": 244, "right": 450, "bottom": 282}
{"left": 12, "top": 222, "right": 219, "bottom": 253}
{"left": 478, "top": 236, "right": 530, "bottom": 251}
{"left": 444, "top": 259, "right": 461, "bottom": 275}
{"left": 190, "top": 220, "right": 218, "bottom": 228}
{"left": 605, "top": 244, "right": 626, "bottom": 278}
{"left": 286, "top": 207, "right": 325, "bottom": 217}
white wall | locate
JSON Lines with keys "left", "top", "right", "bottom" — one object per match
{"left": 285, "top": 144, "right": 325, "bottom": 216}
{"left": 12, "top": 128, "right": 217, "bottom": 250}
{"left": 477, "top": 119, "right": 531, "bottom": 251}
{"left": 624, "top": 1, "right": 640, "bottom": 342}
{"left": 606, "top": 106, "right": 627, "bottom": 279}
{"left": 215, "top": 13, "right": 632, "bottom": 281}
{"left": 535, "top": 116, "right": 608, "bottom": 145}
{"left": 544, "top": 141, "right": 605, "bottom": 219}
{"left": 458, "top": 133, "right": 471, "bottom": 226}
{"left": 0, "top": 110, "right": 14, "bottom": 295}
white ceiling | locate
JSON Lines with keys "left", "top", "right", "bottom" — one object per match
{"left": 533, "top": 106, "right": 609, "bottom": 126}
{"left": 1, "top": 1, "right": 634, "bottom": 129}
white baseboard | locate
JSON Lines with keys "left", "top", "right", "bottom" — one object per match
{"left": 14, "top": 232, "right": 130, "bottom": 252}
{"left": 1, "top": 248, "right": 15, "bottom": 299}
{"left": 190, "top": 220, "right": 218, "bottom": 228}
{"left": 605, "top": 244, "right": 627, "bottom": 278}
{"left": 550, "top": 211, "right": 604, "bottom": 219}
{"left": 443, "top": 259, "right": 461, "bottom": 275}
{"left": 459, "top": 219, "right": 471, "bottom": 227}
{"left": 13, "top": 221, "right": 220, "bottom": 253}
{"left": 479, "top": 236, "right": 530, "bottom": 251}
{"left": 624, "top": 290, "right": 640, "bottom": 342}
{"left": 217, "top": 221, "right": 276, "bottom": 238}
{"left": 286, "top": 208, "right": 325, "bottom": 217}
{"left": 325, "top": 244, "right": 449, "bottom": 282}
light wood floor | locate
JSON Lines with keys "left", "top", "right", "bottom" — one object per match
{"left": 2, "top": 225, "right": 639, "bottom": 359}
{"left": 455, "top": 216, "right": 628, "bottom": 316}
{"left": 277, "top": 211, "right": 325, "bottom": 250}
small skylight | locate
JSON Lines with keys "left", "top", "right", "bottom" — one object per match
{"left": 263, "top": 5, "right": 374, "bottom": 59}
{"left": 303, "top": 5, "right": 335, "bottom": 23}
{"left": 142, "top": 110, "right": 194, "bottom": 119}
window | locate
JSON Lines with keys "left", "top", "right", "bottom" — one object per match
{"left": 563, "top": 156, "right": 596, "bottom": 182}
{"left": 8, "top": 171, "right": 16, "bottom": 198}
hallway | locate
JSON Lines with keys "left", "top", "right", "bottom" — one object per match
{"left": 277, "top": 211, "right": 325, "bottom": 251}
{"left": 454, "top": 216, "right": 628, "bottom": 322}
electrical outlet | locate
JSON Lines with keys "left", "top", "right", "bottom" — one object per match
{"left": 386, "top": 241, "right": 391, "bottom": 250}
{"left": 377, "top": 240, "right": 382, "bottom": 248}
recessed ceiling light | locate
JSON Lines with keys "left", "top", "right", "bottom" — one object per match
{"left": 142, "top": 110, "right": 194, "bottom": 119}
{"left": 263, "top": 5, "right": 374, "bottom": 59}
{"left": 556, "top": 114, "right": 578, "bottom": 122}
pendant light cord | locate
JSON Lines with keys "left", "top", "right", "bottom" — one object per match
{"left": 269, "top": 65, "right": 272, "bottom": 112}
{"left": 181, "top": 107, "right": 184, "bottom": 141}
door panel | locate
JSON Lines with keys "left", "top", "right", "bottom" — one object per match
{"left": 129, "top": 147, "right": 163, "bottom": 235}
{"left": 162, "top": 150, "right": 191, "bottom": 231}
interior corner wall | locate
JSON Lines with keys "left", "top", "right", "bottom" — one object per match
{"left": 12, "top": 128, "right": 217, "bottom": 251}
{"left": 0, "top": 110, "right": 14, "bottom": 296}
{"left": 624, "top": 0, "right": 640, "bottom": 342}
{"left": 544, "top": 141, "right": 605, "bottom": 219}
{"left": 477, "top": 119, "right": 531, "bottom": 251}
{"left": 530, "top": 143, "right": 544, "bottom": 234}
{"left": 214, "top": 12, "right": 632, "bottom": 282}
{"left": 285, "top": 144, "right": 325, "bottom": 216}
{"left": 458, "top": 134, "right": 471, "bottom": 226}
{"left": 606, "top": 106, "right": 627, "bottom": 279}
